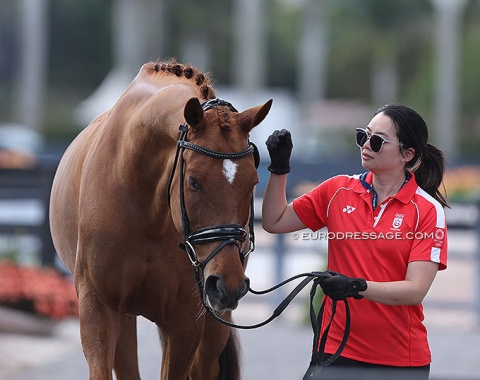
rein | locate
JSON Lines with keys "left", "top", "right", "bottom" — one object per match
{"left": 168, "top": 97, "right": 350, "bottom": 367}
{"left": 203, "top": 271, "right": 351, "bottom": 367}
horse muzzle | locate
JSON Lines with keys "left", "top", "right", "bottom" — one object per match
{"left": 204, "top": 274, "right": 250, "bottom": 312}
{"left": 180, "top": 224, "right": 252, "bottom": 311}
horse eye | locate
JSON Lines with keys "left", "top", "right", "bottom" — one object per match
{"left": 187, "top": 176, "right": 201, "bottom": 191}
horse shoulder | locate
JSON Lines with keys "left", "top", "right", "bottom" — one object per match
{"left": 50, "top": 114, "right": 108, "bottom": 272}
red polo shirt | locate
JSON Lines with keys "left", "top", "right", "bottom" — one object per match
{"left": 293, "top": 171, "right": 447, "bottom": 366}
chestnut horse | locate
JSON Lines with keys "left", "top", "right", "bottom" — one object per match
{"left": 50, "top": 60, "right": 272, "bottom": 380}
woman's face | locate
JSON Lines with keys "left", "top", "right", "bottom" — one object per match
{"left": 359, "top": 112, "right": 404, "bottom": 173}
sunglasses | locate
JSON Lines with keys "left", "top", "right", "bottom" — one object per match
{"left": 355, "top": 128, "right": 404, "bottom": 153}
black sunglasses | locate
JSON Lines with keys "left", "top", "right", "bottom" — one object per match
{"left": 355, "top": 128, "right": 404, "bottom": 153}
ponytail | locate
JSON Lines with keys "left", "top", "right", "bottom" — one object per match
{"left": 410, "top": 144, "right": 449, "bottom": 208}
{"left": 375, "top": 104, "right": 449, "bottom": 208}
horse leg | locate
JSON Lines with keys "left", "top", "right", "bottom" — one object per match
{"left": 77, "top": 285, "right": 124, "bottom": 380}
{"left": 159, "top": 314, "right": 204, "bottom": 380}
{"left": 114, "top": 315, "right": 141, "bottom": 380}
{"left": 189, "top": 313, "right": 240, "bottom": 380}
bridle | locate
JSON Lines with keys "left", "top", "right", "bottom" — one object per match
{"left": 167, "top": 97, "right": 350, "bottom": 368}
{"left": 167, "top": 98, "right": 257, "bottom": 273}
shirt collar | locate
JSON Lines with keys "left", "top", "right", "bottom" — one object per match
{"left": 355, "top": 171, "right": 417, "bottom": 205}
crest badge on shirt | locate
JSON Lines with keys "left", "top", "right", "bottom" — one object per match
{"left": 391, "top": 213, "right": 404, "bottom": 230}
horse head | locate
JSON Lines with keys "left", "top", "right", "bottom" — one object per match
{"left": 169, "top": 96, "right": 273, "bottom": 312}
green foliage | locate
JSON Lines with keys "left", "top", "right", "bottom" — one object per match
{"left": 327, "top": 0, "right": 433, "bottom": 102}
{"left": 360, "top": 0, "right": 432, "bottom": 30}
{"left": 49, "top": 0, "right": 112, "bottom": 95}
{"left": 0, "top": 243, "right": 19, "bottom": 263}
{"left": 266, "top": 1, "right": 301, "bottom": 88}
{"left": 461, "top": 5, "right": 480, "bottom": 116}
{"left": 162, "top": 0, "right": 235, "bottom": 83}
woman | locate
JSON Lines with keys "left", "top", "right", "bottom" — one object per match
{"left": 262, "top": 104, "right": 448, "bottom": 380}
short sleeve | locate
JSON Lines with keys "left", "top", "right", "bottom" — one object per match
{"left": 292, "top": 178, "right": 332, "bottom": 232}
{"left": 409, "top": 206, "right": 448, "bottom": 271}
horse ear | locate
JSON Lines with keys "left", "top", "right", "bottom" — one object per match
{"left": 184, "top": 97, "right": 205, "bottom": 129}
{"left": 239, "top": 99, "right": 273, "bottom": 133}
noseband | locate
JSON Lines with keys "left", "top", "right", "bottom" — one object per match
{"left": 167, "top": 98, "right": 258, "bottom": 272}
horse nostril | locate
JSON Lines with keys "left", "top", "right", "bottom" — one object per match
{"left": 204, "top": 275, "right": 250, "bottom": 311}
{"left": 205, "top": 275, "right": 226, "bottom": 301}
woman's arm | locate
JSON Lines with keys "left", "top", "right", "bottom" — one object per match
{"left": 262, "top": 129, "right": 306, "bottom": 234}
{"left": 361, "top": 260, "right": 439, "bottom": 305}
{"left": 261, "top": 173, "right": 306, "bottom": 234}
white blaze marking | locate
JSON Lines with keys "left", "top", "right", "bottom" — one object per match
{"left": 222, "top": 159, "right": 238, "bottom": 184}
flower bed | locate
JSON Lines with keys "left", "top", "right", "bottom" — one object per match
{"left": 444, "top": 165, "right": 480, "bottom": 202}
{"left": 0, "top": 260, "right": 78, "bottom": 320}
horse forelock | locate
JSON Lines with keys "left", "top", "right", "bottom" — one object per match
{"left": 216, "top": 107, "right": 232, "bottom": 131}
{"left": 193, "top": 107, "right": 245, "bottom": 149}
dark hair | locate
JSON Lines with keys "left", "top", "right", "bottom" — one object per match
{"left": 375, "top": 104, "right": 449, "bottom": 208}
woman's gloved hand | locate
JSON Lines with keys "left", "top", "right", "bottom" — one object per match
{"left": 265, "top": 129, "right": 293, "bottom": 175}
{"left": 320, "top": 270, "right": 367, "bottom": 300}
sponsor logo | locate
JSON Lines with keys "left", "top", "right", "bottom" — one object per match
{"left": 342, "top": 205, "right": 356, "bottom": 214}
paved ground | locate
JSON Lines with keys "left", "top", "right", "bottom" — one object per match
{"left": 1, "top": 229, "right": 479, "bottom": 379}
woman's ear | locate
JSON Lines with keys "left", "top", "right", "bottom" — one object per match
{"left": 402, "top": 147, "right": 415, "bottom": 163}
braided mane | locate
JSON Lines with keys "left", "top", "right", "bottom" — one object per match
{"left": 151, "top": 58, "right": 216, "bottom": 101}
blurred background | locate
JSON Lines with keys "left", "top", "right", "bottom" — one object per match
{"left": 2, "top": 0, "right": 480, "bottom": 162}
{"left": 1, "top": 0, "right": 480, "bottom": 193}
{"left": 1, "top": 1, "right": 480, "bottom": 379}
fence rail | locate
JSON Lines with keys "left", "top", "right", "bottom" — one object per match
{"left": 0, "top": 161, "right": 58, "bottom": 266}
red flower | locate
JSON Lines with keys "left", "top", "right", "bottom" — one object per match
{"left": 0, "top": 260, "right": 78, "bottom": 320}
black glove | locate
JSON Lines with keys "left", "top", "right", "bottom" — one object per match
{"left": 319, "top": 270, "right": 367, "bottom": 301}
{"left": 265, "top": 129, "right": 293, "bottom": 175}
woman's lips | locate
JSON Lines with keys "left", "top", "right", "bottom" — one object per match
{"left": 362, "top": 150, "right": 373, "bottom": 160}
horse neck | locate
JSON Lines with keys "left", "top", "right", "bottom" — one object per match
{"left": 113, "top": 81, "right": 201, "bottom": 188}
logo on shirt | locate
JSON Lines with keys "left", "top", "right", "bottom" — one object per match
{"left": 342, "top": 205, "right": 356, "bottom": 214}
{"left": 391, "top": 213, "right": 404, "bottom": 230}
{"left": 433, "top": 228, "right": 445, "bottom": 248}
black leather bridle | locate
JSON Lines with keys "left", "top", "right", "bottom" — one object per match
{"left": 167, "top": 98, "right": 257, "bottom": 272}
